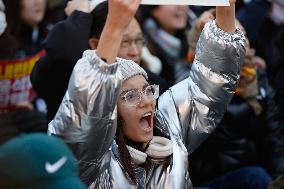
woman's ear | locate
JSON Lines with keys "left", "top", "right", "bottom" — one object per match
{"left": 88, "top": 37, "right": 99, "bottom": 49}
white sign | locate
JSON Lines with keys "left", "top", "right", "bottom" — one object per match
{"left": 141, "top": 0, "right": 229, "bottom": 6}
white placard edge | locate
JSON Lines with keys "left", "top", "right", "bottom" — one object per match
{"left": 140, "top": 0, "right": 229, "bottom": 6}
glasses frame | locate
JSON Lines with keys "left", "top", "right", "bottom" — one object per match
{"left": 120, "top": 36, "right": 147, "bottom": 51}
{"left": 120, "top": 84, "right": 159, "bottom": 107}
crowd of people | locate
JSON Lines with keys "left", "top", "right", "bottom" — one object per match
{"left": 0, "top": 0, "right": 283, "bottom": 188}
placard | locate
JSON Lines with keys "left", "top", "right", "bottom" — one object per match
{"left": 0, "top": 50, "right": 45, "bottom": 109}
{"left": 141, "top": 0, "right": 229, "bottom": 6}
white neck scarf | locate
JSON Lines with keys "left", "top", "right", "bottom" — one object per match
{"left": 126, "top": 136, "right": 173, "bottom": 164}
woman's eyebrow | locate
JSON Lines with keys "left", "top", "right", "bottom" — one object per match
{"left": 121, "top": 83, "right": 149, "bottom": 95}
{"left": 120, "top": 88, "right": 137, "bottom": 96}
{"left": 143, "top": 83, "right": 150, "bottom": 89}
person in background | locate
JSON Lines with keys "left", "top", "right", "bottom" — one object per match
{"left": 0, "top": 0, "right": 16, "bottom": 60}
{"left": 186, "top": 8, "right": 215, "bottom": 55}
{"left": 237, "top": 0, "right": 284, "bottom": 75}
{"left": 267, "top": 176, "right": 284, "bottom": 189}
{"left": 237, "top": 0, "right": 284, "bottom": 179}
{"left": 269, "top": 24, "right": 284, "bottom": 98}
{"left": 45, "top": 0, "right": 68, "bottom": 29}
{"left": 0, "top": 0, "right": 47, "bottom": 145}
{"left": 188, "top": 20, "right": 282, "bottom": 189}
{"left": 139, "top": 5, "right": 216, "bottom": 86}
{"left": 4, "top": 0, "right": 47, "bottom": 56}
{"left": 31, "top": 0, "right": 168, "bottom": 122}
{"left": 265, "top": 27, "right": 284, "bottom": 179}
{"left": 48, "top": 0, "right": 245, "bottom": 188}
{"left": 0, "top": 133, "right": 87, "bottom": 189}
{"left": 139, "top": 5, "right": 192, "bottom": 86}
{"left": 3, "top": 0, "right": 48, "bottom": 113}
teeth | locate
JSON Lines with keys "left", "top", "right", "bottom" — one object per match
{"left": 143, "top": 112, "right": 151, "bottom": 117}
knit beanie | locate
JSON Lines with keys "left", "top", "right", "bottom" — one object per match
{"left": 117, "top": 57, "right": 148, "bottom": 81}
{"left": 0, "top": 0, "right": 6, "bottom": 36}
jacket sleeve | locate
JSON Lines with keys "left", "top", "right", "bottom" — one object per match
{"left": 156, "top": 20, "right": 246, "bottom": 154}
{"left": 48, "top": 50, "right": 122, "bottom": 183}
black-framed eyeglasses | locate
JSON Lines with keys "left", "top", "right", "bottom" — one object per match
{"left": 120, "top": 84, "right": 159, "bottom": 107}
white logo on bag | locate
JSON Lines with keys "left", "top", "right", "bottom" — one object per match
{"left": 45, "top": 156, "right": 67, "bottom": 174}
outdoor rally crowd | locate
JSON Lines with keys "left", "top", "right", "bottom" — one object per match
{"left": 0, "top": 0, "right": 284, "bottom": 188}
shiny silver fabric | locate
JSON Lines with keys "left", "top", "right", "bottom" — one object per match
{"left": 48, "top": 20, "right": 245, "bottom": 189}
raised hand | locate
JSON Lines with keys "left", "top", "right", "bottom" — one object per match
{"left": 107, "top": 0, "right": 141, "bottom": 31}
{"left": 96, "top": 0, "right": 141, "bottom": 64}
{"left": 196, "top": 9, "right": 215, "bottom": 30}
{"left": 65, "top": 0, "right": 91, "bottom": 16}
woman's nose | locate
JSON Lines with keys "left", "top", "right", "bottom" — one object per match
{"left": 128, "top": 42, "right": 140, "bottom": 55}
{"left": 138, "top": 93, "right": 152, "bottom": 108}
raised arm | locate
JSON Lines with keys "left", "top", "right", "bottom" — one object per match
{"left": 156, "top": 0, "right": 246, "bottom": 154}
{"left": 96, "top": 0, "right": 141, "bottom": 63}
{"left": 48, "top": 0, "right": 141, "bottom": 185}
{"left": 216, "top": 0, "right": 236, "bottom": 33}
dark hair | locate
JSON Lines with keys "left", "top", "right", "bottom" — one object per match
{"left": 0, "top": 30, "right": 18, "bottom": 58}
{"left": 115, "top": 115, "right": 172, "bottom": 184}
{"left": 90, "top": 1, "right": 143, "bottom": 39}
{"left": 138, "top": 5, "right": 189, "bottom": 59}
{"left": 90, "top": 3, "right": 172, "bottom": 182}
{"left": 4, "top": 0, "right": 28, "bottom": 38}
{"left": 89, "top": 1, "right": 108, "bottom": 39}
{"left": 138, "top": 5, "right": 158, "bottom": 24}
{"left": 270, "top": 26, "right": 284, "bottom": 97}
{"left": 276, "top": 26, "right": 284, "bottom": 51}
{"left": 3, "top": 0, "right": 47, "bottom": 40}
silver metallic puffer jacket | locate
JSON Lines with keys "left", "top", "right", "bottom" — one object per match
{"left": 48, "top": 20, "right": 245, "bottom": 189}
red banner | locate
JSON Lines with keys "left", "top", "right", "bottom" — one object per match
{"left": 0, "top": 50, "right": 45, "bottom": 110}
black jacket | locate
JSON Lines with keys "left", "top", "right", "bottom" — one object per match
{"left": 31, "top": 11, "right": 168, "bottom": 122}
{"left": 189, "top": 71, "right": 284, "bottom": 185}
{"left": 265, "top": 57, "right": 284, "bottom": 178}
{"left": 0, "top": 109, "right": 47, "bottom": 145}
{"left": 31, "top": 11, "right": 93, "bottom": 121}
{"left": 0, "top": 41, "right": 47, "bottom": 143}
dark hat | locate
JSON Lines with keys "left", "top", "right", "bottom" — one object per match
{"left": 0, "top": 133, "right": 87, "bottom": 189}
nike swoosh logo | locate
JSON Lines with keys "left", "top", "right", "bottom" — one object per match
{"left": 45, "top": 156, "right": 67, "bottom": 174}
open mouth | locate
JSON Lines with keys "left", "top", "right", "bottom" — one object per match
{"left": 139, "top": 112, "right": 153, "bottom": 132}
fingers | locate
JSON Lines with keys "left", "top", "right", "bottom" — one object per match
{"left": 107, "top": 0, "right": 141, "bottom": 29}
{"left": 208, "top": 8, "right": 216, "bottom": 16}
{"left": 64, "top": 0, "right": 91, "bottom": 16}
{"left": 109, "top": 0, "right": 141, "bottom": 16}
{"left": 64, "top": 1, "right": 72, "bottom": 16}
{"left": 197, "top": 10, "right": 215, "bottom": 30}
{"left": 96, "top": 0, "right": 142, "bottom": 64}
